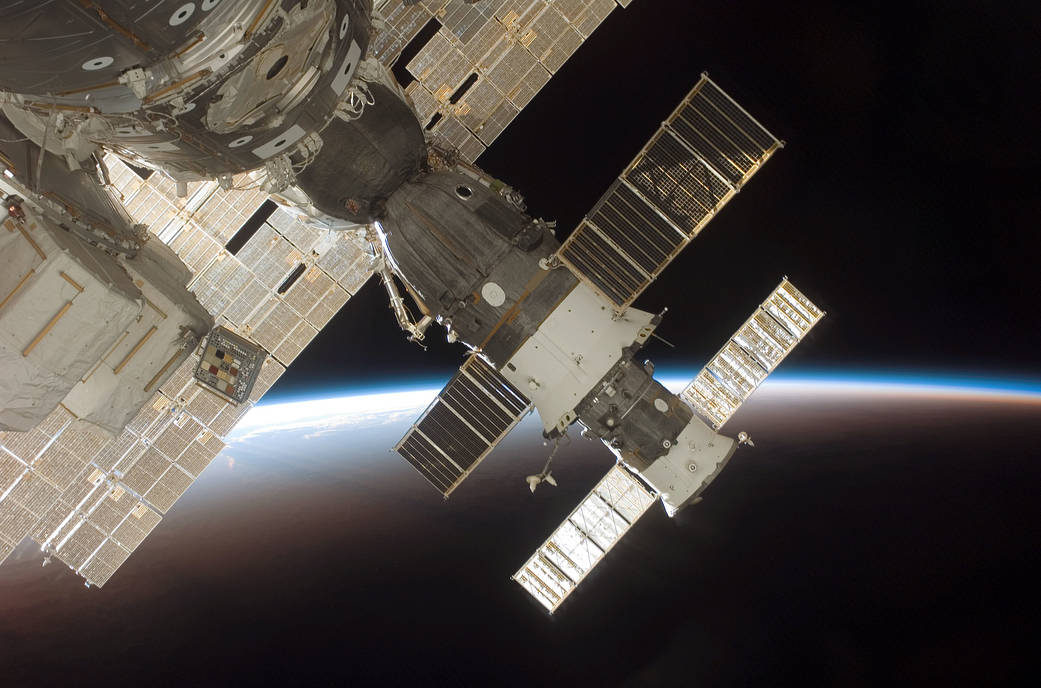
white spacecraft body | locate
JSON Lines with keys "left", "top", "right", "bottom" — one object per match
{"left": 509, "top": 276, "right": 823, "bottom": 612}
{"left": 492, "top": 283, "right": 736, "bottom": 516}
{"left": 0, "top": 0, "right": 824, "bottom": 607}
{"left": 383, "top": 74, "right": 825, "bottom": 611}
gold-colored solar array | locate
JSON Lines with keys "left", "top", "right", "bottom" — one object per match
{"left": 0, "top": 157, "right": 374, "bottom": 586}
{"left": 373, "top": 0, "right": 635, "bottom": 162}
{"left": 556, "top": 73, "right": 785, "bottom": 309}
{"left": 513, "top": 463, "right": 656, "bottom": 612}
{"left": 681, "top": 279, "right": 825, "bottom": 429}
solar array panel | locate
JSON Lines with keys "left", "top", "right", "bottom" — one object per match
{"left": 681, "top": 279, "right": 824, "bottom": 429}
{"left": 557, "top": 73, "right": 784, "bottom": 309}
{"left": 373, "top": 0, "right": 633, "bottom": 162}
{"left": 0, "top": 156, "right": 374, "bottom": 586}
{"left": 513, "top": 463, "right": 656, "bottom": 612}
{"left": 395, "top": 354, "right": 530, "bottom": 496}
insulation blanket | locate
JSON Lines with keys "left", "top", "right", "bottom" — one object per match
{"left": 0, "top": 246, "right": 142, "bottom": 431}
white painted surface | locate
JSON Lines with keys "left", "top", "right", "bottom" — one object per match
{"left": 0, "top": 214, "right": 142, "bottom": 431}
{"left": 63, "top": 240, "right": 211, "bottom": 433}
{"left": 502, "top": 283, "right": 655, "bottom": 432}
{"left": 251, "top": 124, "right": 307, "bottom": 159}
{"left": 481, "top": 281, "right": 506, "bottom": 307}
{"left": 329, "top": 40, "right": 362, "bottom": 96}
{"left": 169, "top": 3, "right": 196, "bottom": 26}
{"left": 636, "top": 416, "right": 737, "bottom": 516}
{"left": 82, "top": 56, "right": 114, "bottom": 71}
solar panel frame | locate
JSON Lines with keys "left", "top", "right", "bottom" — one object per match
{"left": 681, "top": 279, "right": 824, "bottom": 429}
{"left": 55, "top": 520, "right": 106, "bottom": 571}
{"left": 556, "top": 73, "right": 783, "bottom": 310}
{"left": 120, "top": 446, "right": 171, "bottom": 496}
{"left": 0, "top": 452, "right": 24, "bottom": 493}
{"left": 560, "top": 219, "right": 648, "bottom": 306}
{"left": 30, "top": 498, "right": 75, "bottom": 545}
{"left": 0, "top": 428, "right": 50, "bottom": 464}
{"left": 4, "top": 147, "right": 374, "bottom": 582}
{"left": 144, "top": 463, "right": 195, "bottom": 514}
{"left": 1, "top": 148, "right": 374, "bottom": 587}
{"left": 0, "top": 497, "right": 38, "bottom": 544}
{"left": 395, "top": 354, "right": 530, "bottom": 496}
{"left": 513, "top": 463, "right": 656, "bottom": 612}
{"left": 80, "top": 538, "right": 132, "bottom": 587}
{"left": 378, "top": 1, "right": 631, "bottom": 162}
{"left": 111, "top": 501, "right": 162, "bottom": 553}
{"left": 85, "top": 487, "right": 138, "bottom": 536}
{"left": 7, "top": 471, "right": 61, "bottom": 519}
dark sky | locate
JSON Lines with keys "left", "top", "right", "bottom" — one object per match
{"left": 266, "top": 0, "right": 1032, "bottom": 399}
{"left": 270, "top": 0, "right": 1041, "bottom": 401}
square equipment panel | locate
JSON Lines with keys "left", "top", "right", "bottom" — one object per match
{"left": 193, "top": 327, "right": 266, "bottom": 404}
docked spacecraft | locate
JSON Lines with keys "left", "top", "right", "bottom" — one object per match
{"left": 0, "top": 0, "right": 822, "bottom": 611}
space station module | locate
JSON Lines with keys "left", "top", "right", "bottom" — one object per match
{"left": 0, "top": 0, "right": 822, "bottom": 608}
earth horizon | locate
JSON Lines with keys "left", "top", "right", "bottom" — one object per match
{"left": 1, "top": 371, "right": 1038, "bottom": 686}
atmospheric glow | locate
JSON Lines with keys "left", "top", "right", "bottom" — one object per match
{"left": 235, "top": 374, "right": 1041, "bottom": 441}
{"left": 231, "top": 388, "right": 439, "bottom": 439}
{"left": 659, "top": 373, "right": 1041, "bottom": 403}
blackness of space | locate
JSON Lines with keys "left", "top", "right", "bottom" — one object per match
{"left": 271, "top": 0, "right": 1041, "bottom": 401}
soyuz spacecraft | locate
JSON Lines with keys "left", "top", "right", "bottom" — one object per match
{"left": 0, "top": 0, "right": 822, "bottom": 612}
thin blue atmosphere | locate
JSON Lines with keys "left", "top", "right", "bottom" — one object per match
{"left": 756, "top": 369, "right": 1041, "bottom": 398}
{"left": 256, "top": 369, "right": 1041, "bottom": 407}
